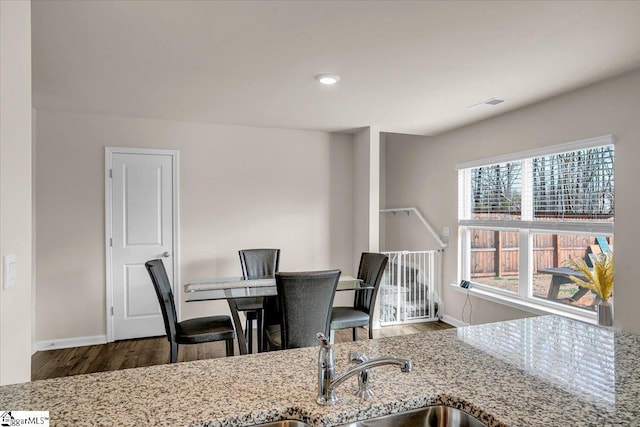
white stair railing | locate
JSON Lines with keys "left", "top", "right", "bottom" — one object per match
{"left": 379, "top": 207, "right": 445, "bottom": 325}
{"left": 379, "top": 250, "right": 440, "bottom": 325}
{"left": 380, "top": 207, "right": 447, "bottom": 249}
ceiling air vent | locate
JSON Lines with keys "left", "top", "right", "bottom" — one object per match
{"left": 468, "top": 97, "right": 505, "bottom": 111}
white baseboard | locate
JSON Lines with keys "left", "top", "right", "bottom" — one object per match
{"left": 35, "top": 335, "right": 107, "bottom": 352}
{"left": 440, "top": 314, "right": 466, "bottom": 328}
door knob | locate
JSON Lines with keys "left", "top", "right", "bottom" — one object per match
{"left": 162, "top": 251, "right": 171, "bottom": 258}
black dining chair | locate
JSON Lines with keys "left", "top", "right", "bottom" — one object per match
{"left": 234, "top": 249, "right": 280, "bottom": 353}
{"left": 145, "top": 259, "right": 236, "bottom": 363}
{"left": 265, "top": 269, "right": 340, "bottom": 351}
{"left": 330, "top": 253, "right": 388, "bottom": 341}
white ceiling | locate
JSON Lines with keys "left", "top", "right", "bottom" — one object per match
{"left": 32, "top": 1, "right": 640, "bottom": 136}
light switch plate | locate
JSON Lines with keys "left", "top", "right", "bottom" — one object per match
{"left": 3, "top": 255, "right": 16, "bottom": 289}
{"left": 443, "top": 226, "right": 450, "bottom": 237}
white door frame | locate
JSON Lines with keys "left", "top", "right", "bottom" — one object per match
{"left": 105, "top": 146, "right": 180, "bottom": 342}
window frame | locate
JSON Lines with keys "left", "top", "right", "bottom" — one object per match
{"left": 456, "top": 135, "right": 614, "bottom": 319}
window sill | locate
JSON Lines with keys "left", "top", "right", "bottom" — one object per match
{"left": 448, "top": 283, "right": 598, "bottom": 325}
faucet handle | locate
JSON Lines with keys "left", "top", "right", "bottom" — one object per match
{"left": 401, "top": 359, "right": 413, "bottom": 372}
{"left": 349, "top": 351, "right": 368, "bottom": 363}
{"left": 348, "top": 351, "right": 374, "bottom": 400}
{"left": 317, "top": 332, "right": 330, "bottom": 347}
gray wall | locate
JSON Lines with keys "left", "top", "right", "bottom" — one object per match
{"left": 352, "top": 127, "right": 381, "bottom": 273}
{"left": 384, "top": 69, "right": 640, "bottom": 332}
{"left": 35, "top": 110, "right": 355, "bottom": 343}
{"left": 0, "top": 0, "right": 33, "bottom": 385}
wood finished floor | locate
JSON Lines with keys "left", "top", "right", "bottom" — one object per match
{"left": 31, "top": 321, "right": 454, "bottom": 382}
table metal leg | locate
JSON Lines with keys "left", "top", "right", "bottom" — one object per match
{"left": 227, "top": 299, "right": 248, "bottom": 355}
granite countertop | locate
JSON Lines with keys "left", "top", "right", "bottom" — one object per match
{"left": 1, "top": 315, "right": 639, "bottom": 426}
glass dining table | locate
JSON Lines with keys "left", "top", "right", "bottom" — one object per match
{"left": 184, "top": 275, "right": 369, "bottom": 355}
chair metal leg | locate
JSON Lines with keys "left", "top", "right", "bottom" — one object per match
{"left": 170, "top": 342, "right": 178, "bottom": 363}
{"left": 368, "top": 318, "right": 374, "bottom": 339}
{"left": 352, "top": 327, "right": 358, "bottom": 341}
{"left": 261, "top": 327, "right": 268, "bottom": 352}
{"left": 257, "top": 309, "right": 263, "bottom": 353}
{"left": 245, "top": 317, "right": 253, "bottom": 354}
{"left": 329, "top": 329, "right": 336, "bottom": 344}
{"left": 226, "top": 338, "right": 234, "bottom": 357}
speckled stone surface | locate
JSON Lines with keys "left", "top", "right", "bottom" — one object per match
{"left": 1, "top": 315, "right": 639, "bottom": 426}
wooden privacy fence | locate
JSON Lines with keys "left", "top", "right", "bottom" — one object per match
{"left": 471, "top": 231, "right": 609, "bottom": 278}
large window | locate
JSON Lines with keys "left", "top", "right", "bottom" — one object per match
{"left": 457, "top": 136, "right": 614, "bottom": 315}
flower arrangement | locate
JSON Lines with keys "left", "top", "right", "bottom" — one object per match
{"left": 566, "top": 252, "right": 614, "bottom": 301}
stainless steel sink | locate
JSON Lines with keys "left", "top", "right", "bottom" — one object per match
{"left": 252, "top": 405, "right": 487, "bottom": 427}
{"left": 254, "top": 421, "right": 310, "bottom": 427}
{"left": 336, "top": 406, "right": 488, "bottom": 427}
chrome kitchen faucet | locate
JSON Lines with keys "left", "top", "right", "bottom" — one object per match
{"left": 316, "top": 333, "right": 413, "bottom": 405}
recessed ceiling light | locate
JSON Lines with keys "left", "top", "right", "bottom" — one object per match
{"left": 468, "top": 97, "right": 505, "bottom": 111}
{"left": 315, "top": 74, "right": 340, "bottom": 85}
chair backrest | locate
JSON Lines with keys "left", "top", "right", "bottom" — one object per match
{"left": 276, "top": 269, "right": 340, "bottom": 349}
{"left": 145, "top": 259, "right": 178, "bottom": 342}
{"left": 354, "top": 253, "right": 389, "bottom": 314}
{"left": 239, "top": 249, "right": 280, "bottom": 279}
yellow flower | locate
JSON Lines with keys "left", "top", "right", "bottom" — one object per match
{"left": 566, "top": 252, "right": 613, "bottom": 301}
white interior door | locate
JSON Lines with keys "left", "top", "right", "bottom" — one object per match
{"left": 107, "top": 148, "right": 177, "bottom": 341}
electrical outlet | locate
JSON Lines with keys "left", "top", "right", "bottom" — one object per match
{"left": 443, "top": 226, "right": 450, "bottom": 237}
{"left": 3, "top": 255, "right": 16, "bottom": 289}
